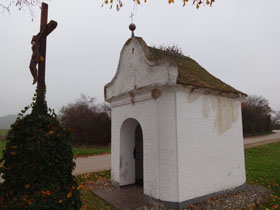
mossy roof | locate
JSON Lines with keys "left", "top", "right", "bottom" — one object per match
{"left": 134, "top": 37, "right": 246, "bottom": 97}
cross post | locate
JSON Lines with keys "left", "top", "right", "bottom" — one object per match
{"left": 30, "top": 3, "right": 57, "bottom": 111}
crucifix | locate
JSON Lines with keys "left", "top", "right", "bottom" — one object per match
{"left": 29, "top": 3, "right": 57, "bottom": 109}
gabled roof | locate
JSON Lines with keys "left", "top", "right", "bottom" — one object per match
{"left": 135, "top": 37, "right": 246, "bottom": 97}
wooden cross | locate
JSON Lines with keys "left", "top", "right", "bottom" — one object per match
{"left": 29, "top": 3, "right": 57, "bottom": 108}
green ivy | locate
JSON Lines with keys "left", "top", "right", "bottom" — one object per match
{"left": 0, "top": 94, "right": 81, "bottom": 210}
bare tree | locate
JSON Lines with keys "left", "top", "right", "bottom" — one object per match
{"left": 59, "top": 95, "right": 111, "bottom": 146}
{"left": 242, "top": 95, "right": 273, "bottom": 136}
{"left": 271, "top": 110, "right": 280, "bottom": 130}
{"left": 0, "top": 0, "right": 41, "bottom": 17}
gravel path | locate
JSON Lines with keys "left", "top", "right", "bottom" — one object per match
{"left": 136, "top": 185, "right": 270, "bottom": 210}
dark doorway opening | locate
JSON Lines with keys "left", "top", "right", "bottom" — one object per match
{"left": 134, "top": 124, "right": 143, "bottom": 187}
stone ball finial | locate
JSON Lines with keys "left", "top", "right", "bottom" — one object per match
{"left": 129, "top": 23, "right": 136, "bottom": 38}
{"left": 129, "top": 23, "right": 136, "bottom": 32}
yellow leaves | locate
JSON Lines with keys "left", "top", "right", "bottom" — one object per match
{"left": 67, "top": 191, "right": 72, "bottom": 198}
{"left": 247, "top": 203, "right": 256, "bottom": 209}
{"left": 45, "top": 130, "right": 54, "bottom": 136}
{"left": 183, "top": 0, "right": 189, "bottom": 7}
{"left": 132, "top": 0, "right": 141, "bottom": 4}
{"left": 103, "top": 0, "right": 214, "bottom": 11}
{"left": 41, "top": 190, "right": 51, "bottom": 196}
{"left": 58, "top": 199, "right": 63, "bottom": 204}
{"left": 82, "top": 205, "right": 88, "bottom": 210}
{"left": 78, "top": 184, "right": 86, "bottom": 190}
{"left": 272, "top": 204, "right": 279, "bottom": 209}
{"left": 25, "top": 184, "right": 30, "bottom": 189}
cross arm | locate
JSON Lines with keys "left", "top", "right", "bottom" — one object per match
{"left": 33, "top": 20, "right": 57, "bottom": 44}
{"left": 45, "top": 20, "right": 57, "bottom": 37}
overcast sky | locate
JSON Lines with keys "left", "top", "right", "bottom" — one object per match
{"left": 0, "top": 0, "right": 279, "bottom": 117}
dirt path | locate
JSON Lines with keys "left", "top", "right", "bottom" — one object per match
{"left": 73, "top": 154, "right": 111, "bottom": 175}
{"left": 244, "top": 130, "right": 280, "bottom": 148}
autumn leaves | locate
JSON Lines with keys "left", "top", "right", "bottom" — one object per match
{"left": 102, "top": 0, "right": 215, "bottom": 11}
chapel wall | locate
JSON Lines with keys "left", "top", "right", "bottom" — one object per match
{"left": 175, "top": 88, "right": 246, "bottom": 202}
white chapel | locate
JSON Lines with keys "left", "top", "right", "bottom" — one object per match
{"left": 104, "top": 27, "right": 247, "bottom": 208}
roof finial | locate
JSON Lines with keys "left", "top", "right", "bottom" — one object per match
{"left": 129, "top": 12, "right": 136, "bottom": 38}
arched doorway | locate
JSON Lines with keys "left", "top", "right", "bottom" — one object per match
{"left": 120, "top": 118, "right": 143, "bottom": 187}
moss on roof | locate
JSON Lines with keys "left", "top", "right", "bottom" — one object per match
{"left": 134, "top": 37, "right": 246, "bottom": 97}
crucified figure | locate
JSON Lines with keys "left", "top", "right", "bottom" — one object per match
{"left": 29, "top": 34, "right": 41, "bottom": 84}
{"left": 29, "top": 14, "right": 57, "bottom": 85}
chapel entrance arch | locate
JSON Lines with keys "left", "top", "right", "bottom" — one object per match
{"left": 120, "top": 118, "right": 143, "bottom": 187}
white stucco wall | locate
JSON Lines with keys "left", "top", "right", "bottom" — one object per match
{"left": 105, "top": 37, "right": 177, "bottom": 102}
{"left": 176, "top": 88, "right": 246, "bottom": 202}
{"left": 156, "top": 88, "right": 179, "bottom": 202}
{"left": 110, "top": 88, "right": 180, "bottom": 202}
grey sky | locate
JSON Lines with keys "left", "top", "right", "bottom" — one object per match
{"left": 0, "top": 0, "right": 280, "bottom": 117}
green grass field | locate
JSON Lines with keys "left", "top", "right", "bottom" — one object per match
{"left": 73, "top": 146, "right": 110, "bottom": 157}
{"left": 76, "top": 170, "right": 116, "bottom": 210}
{"left": 245, "top": 142, "right": 280, "bottom": 209}
{"left": 0, "top": 141, "right": 110, "bottom": 160}
{"left": 0, "top": 129, "right": 9, "bottom": 137}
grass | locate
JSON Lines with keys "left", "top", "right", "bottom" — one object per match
{"left": 73, "top": 146, "right": 110, "bottom": 157}
{"left": 0, "top": 141, "right": 110, "bottom": 160}
{"left": 0, "top": 129, "right": 110, "bottom": 158}
{"left": 245, "top": 142, "right": 280, "bottom": 209}
{"left": 76, "top": 170, "right": 116, "bottom": 210}
{"left": 0, "top": 129, "right": 9, "bottom": 138}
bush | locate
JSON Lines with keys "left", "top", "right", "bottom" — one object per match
{"left": 154, "top": 44, "right": 184, "bottom": 56}
{"left": 0, "top": 101, "right": 81, "bottom": 210}
{"left": 242, "top": 95, "right": 272, "bottom": 136}
{"left": 59, "top": 95, "right": 111, "bottom": 146}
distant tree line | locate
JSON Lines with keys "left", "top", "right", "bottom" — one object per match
{"left": 0, "top": 114, "right": 17, "bottom": 129}
{"left": 241, "top": 95, "right": 276, "bottom": 136}
{"left": 59, "top": 95, "right": 111, "bottom": 146}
